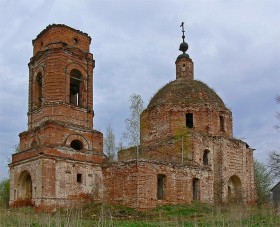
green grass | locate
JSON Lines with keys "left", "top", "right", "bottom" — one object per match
{"left": 0, "top": 203, "right": 279, "bottom": 227}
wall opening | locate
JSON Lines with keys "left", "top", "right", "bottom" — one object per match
{"left": 31, "top": 140, "right": 37, "bottom": 148}
{"left": 186, "top": 113, "right": 193, "bottom": 128}
{"left": 203, "top": 149, "right": 210, "bottom": 165}
{"left": 219, "top": 115, "right": 225, "bottom": 131}
{"left": 157, "top": 174, "right": 166, "bottom": 200}
{"left": 193, "top": 178, "right": 200, "bottom": 201}
{"left": 70, "top": 140, "right": 83, "bottom": 151}
{"left": 35, "top": 72, "right": 42, "bottom": 107}
{"left": 70, "top": 69, "right": 82, "bottom": 106}
{"left": 182, "top": 63, "right": 186, "bottom": 72}
{"left": 18, "top": 171, "right": 32, "bottom": 201}
{"left": 73, "top": 37, "right": 79, "bottom": 44}
{"left": 77, "top": 173, "right": 82, "bottom": 183}
{"left": 227, "top": 175, "right": 242, "bottom": 203}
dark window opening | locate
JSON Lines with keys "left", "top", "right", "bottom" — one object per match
{"left": 36, "top": 73, "right": 42, "bottom": 107}
{"left": 70, "top": 140, "right": 83, "bottom": 151}
{"left": 182, "top": 63, "right": 186, "bottom": 72}
{"left": 77, "top": 174, "right": 82, "bottom": 183}
{"left": 31, "top": 140, "right": 38, "bottom": 148}
{"left": 186, "top": 113, "right": 193, "bottom": 128}
{"left": 157, "top": 174, "right": 166, "bottom": 200}
{"left": 203, "top": 149, "right": 210, "bottom": 165}
{"left": 73, "top": 37, "right": 79, "bottom": 44}
{"left": 70, "top": 69, "right": 82, "bottom": 106}
{"left": 193, "top": 178, "right": 199, "bottom": 201}
{"left": 219, "top": 115, "right": 225, "bottom": 131}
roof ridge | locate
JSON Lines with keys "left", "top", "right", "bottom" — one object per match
{"left": 32, "top": 24, "right": 91, "bottom": 44}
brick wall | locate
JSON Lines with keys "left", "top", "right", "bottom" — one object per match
{"left": 28, "top": 44, "right": 94, "bottom": 130}
{"left": 10, "top": 156, "right": 104, "bottom": 211}
{"left": 103, "top": 160, "right": 213, "bottom": 209}
{"left": 9, "top": 24, "right": 256, "bottom": 211}
{"left": 33, "top": 24, "right": 91, "bottom": 56}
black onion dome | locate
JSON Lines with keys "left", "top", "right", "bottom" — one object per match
{"left": 179, "top": 41, "right": 188, "bottom": 53}
{"left": 147, "top": 79, "right": 226, "bottom": 109}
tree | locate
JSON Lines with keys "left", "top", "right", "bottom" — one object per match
{"left": 103, "top": 124, "right": 116, "bottom": 161}
{"left": 254, "top": 160, "right": 273, "bottom": 205}
{"left": 0, "top": 178, "right": 10, "bottom": 208}
{"left": 276, "top": 95, "right": 280, "bottom": 131}
{"left": 268, "top": 151, "right": 280, "bottom": 179}
{"left": 273, "top": 95, "right": 280, "bottom": 128}
{"left": 123, "top": 94, "right": 144, "bottom": 147}
{"left": 269, "top": 96, "right": 280, "bottom": 179}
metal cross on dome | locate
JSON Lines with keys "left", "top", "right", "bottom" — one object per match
{"left": 180, "top": 22, "right": 185, "bottom": 42}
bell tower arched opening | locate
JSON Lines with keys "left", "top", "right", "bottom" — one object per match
{"left": 70, "top": 69, "right": 82, "bottom": 106}
{"left": 35, "top": 72, "right": 42, "bottom": 108}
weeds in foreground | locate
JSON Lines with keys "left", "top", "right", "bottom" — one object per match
{"left": 0, "top": 203, "right": 279, "bottom": 227}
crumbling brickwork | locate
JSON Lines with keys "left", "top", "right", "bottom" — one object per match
{"left": 9, "top": 24, "right": 256, "bottom": 212}
{"left": 9, "top": 24, "right": 105, "bottom": 211}
{"left": 103, "top": 160, "right": 213, "bottom": 209}
{"left": 116, "top": 37, "right": 256, "bottom": 207}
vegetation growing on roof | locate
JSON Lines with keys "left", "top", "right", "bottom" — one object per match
{"left": 147, "top": 79, "right": 226, "bottom": 109}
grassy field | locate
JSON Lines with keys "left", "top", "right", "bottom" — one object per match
{"left": 0, "top": 202, "right": 279, "bottom": 226}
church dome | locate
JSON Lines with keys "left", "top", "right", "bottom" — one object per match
{"left": 147, "top": 79, "right": 226, "bottom": 109}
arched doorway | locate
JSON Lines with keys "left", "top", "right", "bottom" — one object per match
{"left": 17, "top": 171, "right": 32, "bottom": 204}
{"left": 227, "top": 175, "right": 242, "bottom": 203}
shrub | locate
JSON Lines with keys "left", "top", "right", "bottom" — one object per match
{"left": 254, "top": 160, "right": 272, "bottom": 205}
{"left": 0, "top": 178, "right": 10, "bottom": 208}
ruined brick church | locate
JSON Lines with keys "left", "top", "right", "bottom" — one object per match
{"left": 9, "top": 24, "right": 256, "bottom": 211}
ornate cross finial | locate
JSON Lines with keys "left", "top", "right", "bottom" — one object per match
{"left": 180, "top": 22, "right": 185, "bottom": 42}
{"left": 178, "top": 22, "right": 189, "bottom": 55}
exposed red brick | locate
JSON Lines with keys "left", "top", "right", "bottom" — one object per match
{"left": 9, "top": 24, "right": 256, "bottom": 212}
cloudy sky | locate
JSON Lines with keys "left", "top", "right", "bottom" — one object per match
{"left": 0, "top": 0, "right": 280, "bottom": 179}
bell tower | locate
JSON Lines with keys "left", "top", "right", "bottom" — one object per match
{"left": 28, "top": 24, "right": 94, "bottom": 129}
{"left": 9, "top": 25, "right": 105, "bottom": 211}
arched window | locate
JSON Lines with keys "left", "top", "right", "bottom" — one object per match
{"left": 35, "top": 72, "right": 42, "bottom": 107}
{"left": 70, "top": 69, "right": 82, "bottom": 106}
{"left": 182, "top": 63, "right": 186, "bottom": 72}
{"left": 70, "top": 139, "right": 83, "bottom": 151}
{"left": 31, "top": 140, "right": 38, "bottom": 148}
{"left": 203, "top": 149, "right": 210, "bottom": 165}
